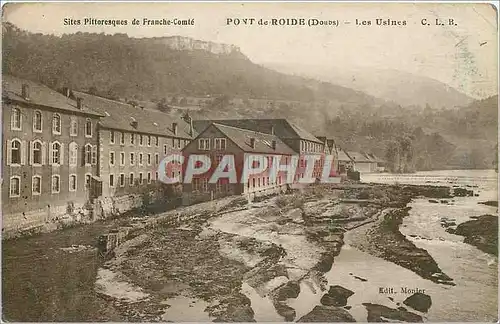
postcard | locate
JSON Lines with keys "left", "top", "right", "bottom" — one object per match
{"left": 1, "top": 2, "right": 498, "bottom": 322}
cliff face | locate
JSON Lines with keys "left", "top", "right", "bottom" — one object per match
{"left": 148, "top": 36, "right": 241, "bottom": 55}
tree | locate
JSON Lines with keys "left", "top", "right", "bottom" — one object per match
{"left": 157, "top": 98, "right": 171, "bottom": 113}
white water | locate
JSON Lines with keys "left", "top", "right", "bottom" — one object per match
{"left": 279, "top": 170, "right": 498, "bottom": 322}
{"left": 176, "top": 170, "right": 498, "bottom": 322}
{"left": 358, "top": 169, "right": 498, "bottom": 321}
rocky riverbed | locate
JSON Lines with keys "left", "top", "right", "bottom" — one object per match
{"left": 91, "top": 182, "right": 470, "bottom": 322}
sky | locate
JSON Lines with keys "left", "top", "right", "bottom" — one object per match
{"left": 3, "top": 2, "right": 498, "bottom": 98}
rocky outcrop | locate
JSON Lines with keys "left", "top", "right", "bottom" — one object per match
{"left": 478, "top": 201, "right": 498, "bottom": 207}
{"left": 320, "top": 285, "right": 354, "bottom": 307}
{"left": 362, "top": 208, "right": 455, "bottom": 285}
{"left": 151, "top": 36, "right": 241, "bottom": 55}
{"left": 454, "top": 215, "right": 498, "bottom": 256}
{"left": 363, "top": 303, "right": 422, "bottom": 322}
{"left": 297, "top": 305, "right": 356, "bottom": 322}
{"left": 403, "top": 293, "right": 432, "bottom": 312}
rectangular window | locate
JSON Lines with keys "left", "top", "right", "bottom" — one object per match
{"left": 147, "top": 153, "right": 151, "bottom": 165}
{"left": 155, "top": 171, "right": 158, "bottom": 181}
{"left": 129, "top": 173, "right": 134, "bottom": 186}
{"left": 155, "top": 136, "right": 159, "bottom": 146}
{"left": 109, "top": 152, "right": 115, "bottom": 166}
{"left": 147, "top": 136, "right": 151, "bottom": 146}
{"left": 110, "top": 131, "right": 115, "bottom": 144}
{"left": 130, "top": 133, "right": 135, "bottom": 145}
{"left": 130, "top": 152, "right": 135, "bottom": 165}
{"left": 198, "top": 138, "right": 210, "bottom": 150}
{"left": 147, "top": 172, "right": 151, "bottom": 184}
{"left": 176, "top": 139, "right": 181, "bottom": 149}
{"left": 119, "top": 173, "right": 125, "bottom": 187}
{"left": 69, "top": 174, "right": 77, "bottom": 192}
{"left": 120, "top": 152, "right": 125, "bottom": 166}
{"left": 10, "top": 177, "right": 21, "bottom": 197}
{"left": 155, "top": 153, "right": 159, "bottom": 165}
{"left": 214, "top": 138, "right": 227, "bottom": 150}
{"left": 70, "top": 117, "right": 77, "bottom": 136}
{"left": 11, "top": 108, "right": 22, "bottom": 131}
{"left": 139, "top": 153, "right": 143, "bottom": 165}
{"left": 91, "top": 146, "right": 97, "bottom": 165}
{"left": 109, "top": 174, "right": 115, "bottom": 187}
{"left": 164, "top": 145, "right": 167, "bottom": 155}
{"left": 85, "top": 119, "right": 92, "bottom": 137}
{"left": 51, "top": 175, "right": 60, "bottom": 193}
{"left": 52, "top": 114, "right": 61, "bottom": 134}
{"left": 201, "top": 178, "right": 208, "bottom": 192}
{"left": 32, "top": 176, "right": 41, "bottom": 195}
{"left": 139, "top": 172, "right": 143, "bottom": 184}
{"left": 33, "top": 111, "right": 43, "bottom": 133}
{"left": 139, "top": 135, "right": 143, "bottom": 146}
{"left": 120, "top": 132, "right": 125, "bottom": 145}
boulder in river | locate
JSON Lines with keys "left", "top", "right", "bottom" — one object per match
{"left": 403, "top": 293, "right": 432, "bottom": 312}
{"left": 297, "top": 305, "right": 356, "bottom": 322}
{"left": 453, "top": 188, "right": 474, "bottom": 197}
{"left": 274, "top": 301, "right": 296, "bottom": 321}
{"left": 363, "top": 303, "right": 422, "bottom": 322}
{"left": 275, "top": 281, "right": 301, "bottom": 301}
{"left": 313, "top": 253, "right": 335, "bottom": 273}
{"left": 478, "top": 201, "right": 498, "bottom": 207}
{"left": 454, "top": 215, "right": 498, "bottom": 256}
{"left": 320, "top": 285, "right": 354, "bottom": 307}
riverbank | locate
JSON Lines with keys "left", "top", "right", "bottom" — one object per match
{"left": 90, "top": 182, "right": 463, "bottom": 322}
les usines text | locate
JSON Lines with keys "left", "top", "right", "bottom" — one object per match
{"left": 226, "top": 17, "right": 458, "bottom": 27}
{"left": 63, "top": 18, "right": 195, "bottom": 27}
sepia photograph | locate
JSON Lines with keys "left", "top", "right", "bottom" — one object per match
{"left": 1, "top": 2, "right": 498, "bottom": 322}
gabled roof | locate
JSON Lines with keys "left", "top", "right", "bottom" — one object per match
{"left": 211, "top": 123, "right": 295, "bottom": 155}
{"left": 192, "top": 119, "right": 322, "bottom": 143}
{"left": 2, "top": 75, "right": 103, "bottom": 117}
{"left": 73, "top": 91, "right": 196, "bottom": 139}
{"left": 348, "top": 151, "right": 372, "bottom": 163}
{"left": 337, "top": 148, "right": 353, "bottom": 162}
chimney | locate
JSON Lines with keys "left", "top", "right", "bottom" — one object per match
{"left": 21, "top": 83, "right": 29, "bottom": 100}
{"left": 271, "top": 126, "right": 275, "bottom": 135}
{"left": 249, "top": 137, "right": 255, "bottom": 149}
{"left": 76, "top": 97, "right": 83, "bottom": 110}
{"left": 172, "top": 122, "right": 178, "bottom": 135}
{"left": 62, "top": 87, "right": 71, "bottom": 98}
{"left": 271, "top": 140, "right": 277, "bottom": 150}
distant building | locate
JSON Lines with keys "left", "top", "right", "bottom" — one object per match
{"left": 182, "top": 123, "right": 295, "bottom": 200}
{"left": 184, "top": 119, "right": 339, "bottom": 201}
{"left": 2, "top": 75, "right": 103, "bottom": 231}
{"left": 192, "top": 119, "right": 333, "bottom": 182}
{"left": 348, "top": 151, "right": 381, "bottom": 173}
{"left": 337, "top": 148, "right": 354, "bottom": 175}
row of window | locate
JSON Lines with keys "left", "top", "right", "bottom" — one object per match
{"left": 109, "top": 171, "right": 159, "bottom": 188}
{"left": 198, "top": 138, "right": 227, "bottom": 151}
{"left": 247, "top": 175, "right": 283, "bottom": 191}
{"left": 300, "top": 140, "right": 323, "bottom": 153}
{"left": 110, "top": 131, "right": 189, "bottom": 150}
{"left": 7, "top": 139, "right": 97, "bottom": 166}
{"left": 11, "top": 108, "right": 93, "bottom": 137}
{"left": 9, "top": 174, "right": 92, "bottom": 197}
{"left": 109, "top": 152, "right": 159, "bottom": 167}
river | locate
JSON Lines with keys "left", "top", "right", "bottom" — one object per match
{"left": 357, "top": 169, "right": 498, "bottom": 321}
{"left": 2, "top": 170, "right": 497, "bottom": 322}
